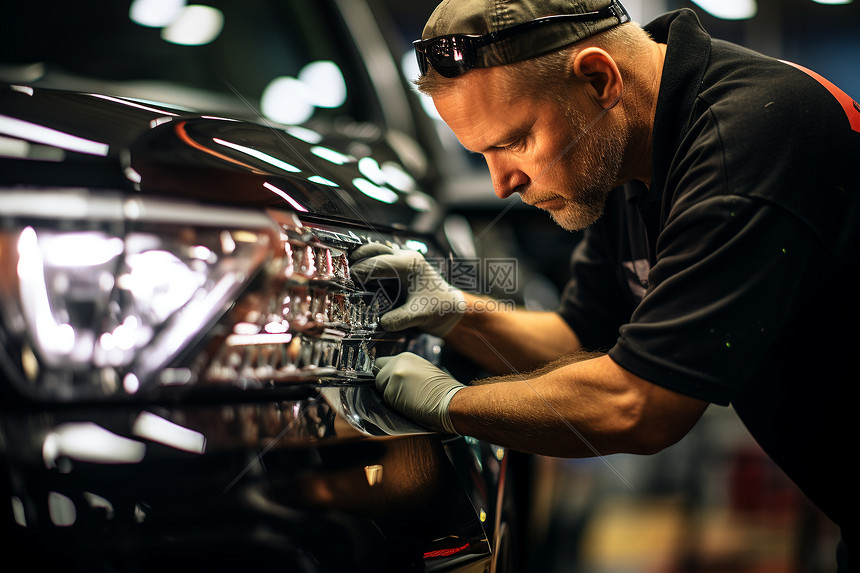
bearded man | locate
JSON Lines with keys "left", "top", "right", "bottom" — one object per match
{"left": 350, "top": 1, "right": 859, "bottom": 569}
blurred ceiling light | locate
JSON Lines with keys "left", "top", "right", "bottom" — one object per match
{"left": 298, "top": 61, "right": 347, "bottom": 109}
{"left": 812, "top": 0, "right": 852, "bottom": 4}
{"left": 262, "top": 61, "right": 347, "bottom": 126}
{"left": 691, "top": 0, "right": 757, "bottom": 19}
{"left": 130, "top": 0, "right": 186, "bottom": 27}
{"left": 261, "top": 77, "right": 314, "bottom": 125}
{"left": 161, "top": 5, "right": 224, "bottom": 46}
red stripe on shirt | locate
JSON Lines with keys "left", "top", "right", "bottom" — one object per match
{"left": 781, "top": 60, "right": 860, "bottom": 133}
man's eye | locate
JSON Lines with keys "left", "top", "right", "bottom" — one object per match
{"left": 505, "top": 138, "right": 526, "bottom": 152}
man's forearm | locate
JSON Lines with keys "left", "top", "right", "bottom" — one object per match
{"left": 443, "top": 292, "right": 582, "bottom": 374}
{"left": 447, "top": 354, "right": 708, "bottom": 458}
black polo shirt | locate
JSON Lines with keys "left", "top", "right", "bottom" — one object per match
{"left": 557, "top": 9, "right": 860, "bottom": 563}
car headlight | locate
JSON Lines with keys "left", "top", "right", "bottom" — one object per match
{"left": 0, "top": 188, "right": 387, "bottom": 402}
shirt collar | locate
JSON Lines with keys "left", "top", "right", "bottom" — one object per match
{"left": 642, "top": 9, "right": 712, "bottom": 205}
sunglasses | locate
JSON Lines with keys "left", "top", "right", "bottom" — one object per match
{"left": 413, "top": 0, "right": 630, "bottom": 79}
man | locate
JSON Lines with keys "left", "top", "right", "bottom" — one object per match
{"left": 350, "top": 0, "right": 858, "bottom": 568}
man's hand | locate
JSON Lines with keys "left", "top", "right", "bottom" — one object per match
{"left": 373, "top": 352, "right": 466, "bottom": 434}
{"left": 350, "top": 243, "right": 465, "bottom": 337}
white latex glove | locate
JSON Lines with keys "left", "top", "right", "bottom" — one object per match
{"left": 350, "top": 243, "right": 465, "bottom": 337}
{"left": 373, "top": 353, "right": 465, "bottom": 434}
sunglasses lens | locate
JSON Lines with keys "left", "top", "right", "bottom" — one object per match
{"left": 423, "top": 36, "right": 474, "bottom": 78}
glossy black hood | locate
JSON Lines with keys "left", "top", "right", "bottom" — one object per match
{"left": 0, "top": 84, "right": 441, "bottom": 232}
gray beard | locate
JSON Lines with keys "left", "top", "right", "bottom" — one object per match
{"left": 549, "top": 107, "right": 628, "bottom": 232}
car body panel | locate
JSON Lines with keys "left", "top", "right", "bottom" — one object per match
{"left": 0, "top": 90, "right": 504, "bottom": 568}
{"left": 0, "top": 86, "right": 439, "bottom": 231}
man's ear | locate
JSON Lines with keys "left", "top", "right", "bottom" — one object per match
{"left": 571, "top": 47, "right": 623, "bottom": 109}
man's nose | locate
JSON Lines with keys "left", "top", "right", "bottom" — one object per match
{"left": 486, "top": 156, "right": 529, "bottom": 199}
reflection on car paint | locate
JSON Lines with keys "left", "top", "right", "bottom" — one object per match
{"left": 0, "top": 0, "right": 513, "bottom": 566}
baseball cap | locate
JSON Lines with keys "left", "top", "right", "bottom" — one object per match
{"left": 414, "top": 0, "right": 630, "bottom": 78}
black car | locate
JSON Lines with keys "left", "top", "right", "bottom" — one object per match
{"left": 0, "top": 1, "right": 523, "bottom": 571}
